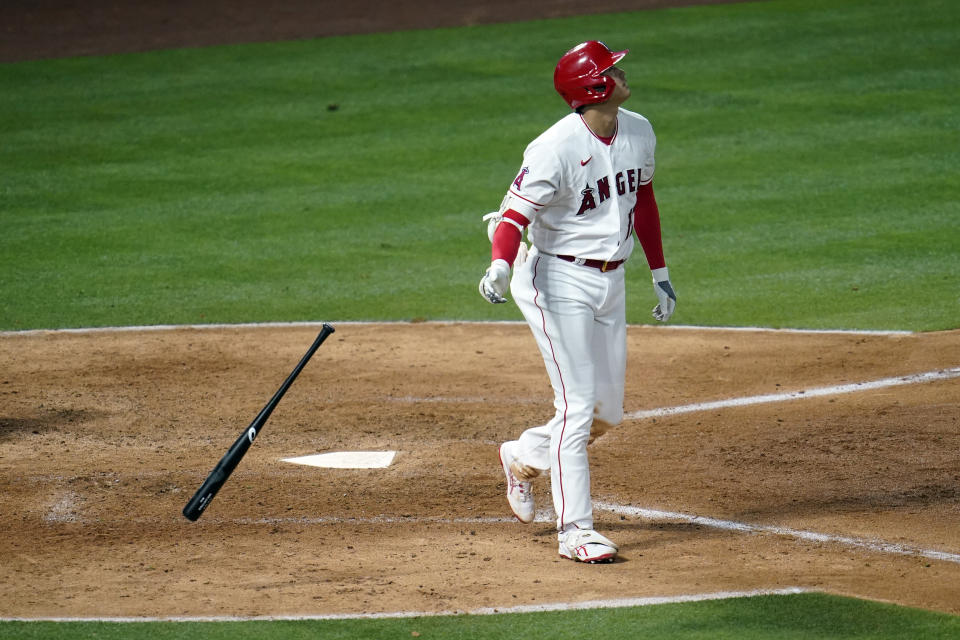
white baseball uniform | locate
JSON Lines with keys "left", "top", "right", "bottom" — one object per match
{"left": 500, "top": 107, "right": 656, "bottom": 533}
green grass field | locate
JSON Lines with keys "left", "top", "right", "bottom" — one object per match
{"left": 1, "top": 0, "right": 958, "bottom": 637}
{"left": 3, "top": 592, "right": 960, "bottom": 640}
{"left": 1, "top": 0, "right": 957, "bottom": 332}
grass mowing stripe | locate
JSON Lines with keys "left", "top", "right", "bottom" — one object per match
{"left": 1, "top": 0, "right": 958, "bottom": 331}
{"left": 2, "top": 593, "right": 959, "bottom": 639}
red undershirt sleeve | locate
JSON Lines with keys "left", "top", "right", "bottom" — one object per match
{"left": 633, "top": 182, "right": 666, "bottom": 270}
{"left": 491, "top": 209, "right": 530, "bottom": 265}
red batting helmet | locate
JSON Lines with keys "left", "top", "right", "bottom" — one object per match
{"left": 553, "top": 41, "right": 628, "bottom": 110}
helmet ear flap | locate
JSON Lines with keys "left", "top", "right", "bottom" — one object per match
{"left": 587, "top": 74, "right": 617, "bottom": 102}
{"left": 554, "top": 41, "right": 628, "bottom": 110}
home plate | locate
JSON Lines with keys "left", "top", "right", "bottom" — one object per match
{"left": 281, "top": 451, "right": 397, "bottom": 469}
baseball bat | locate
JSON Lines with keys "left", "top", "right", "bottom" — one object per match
{"left": 182, "top": 323, "right": 335, "bottom": 521}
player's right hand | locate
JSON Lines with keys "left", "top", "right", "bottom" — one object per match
{"left": 479, "top": 259, "right": 511, "bottom": 304}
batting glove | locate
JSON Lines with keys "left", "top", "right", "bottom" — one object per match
{"left": 651, "top": 267, "right": 676, "bottom": 322}
{"left": 479, "top": 259, "right": 511, "bottom": 304}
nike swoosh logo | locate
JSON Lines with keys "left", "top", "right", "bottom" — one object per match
{"left": 580, "top": 156, "right": 592, "bottom": 166}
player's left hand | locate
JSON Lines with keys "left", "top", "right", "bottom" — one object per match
{"left": 479, "top": 259, "right": 511, "bottom": 304}
{"left": 651, "top": 268, "right": 676, "bottom": 322}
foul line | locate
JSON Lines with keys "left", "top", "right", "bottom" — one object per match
{"left": 2, "top": 588, "right": 811, "bottom": 622}
{"left": 595, "top": 502, "right": 960, "bottom": 565}
{"left": 625, "top": 367, "right": 960, "bottom": 421}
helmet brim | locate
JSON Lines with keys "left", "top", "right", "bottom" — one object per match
{"left": 602, "top": 49, "right": 629, "bottom": 73}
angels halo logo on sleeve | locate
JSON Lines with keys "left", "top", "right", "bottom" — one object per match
{"left": 513, "top": 166, "right": 530, "bottom": 189}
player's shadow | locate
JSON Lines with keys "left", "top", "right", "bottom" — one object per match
{"left": 727, "top": 485, "right": 960, "bottom": 522}
{"left": 0, "top": 409, "right": 99, "bottom": 441}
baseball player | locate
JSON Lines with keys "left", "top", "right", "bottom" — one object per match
{"left": 479, "top": 41, "right": 676, "bottom": 563}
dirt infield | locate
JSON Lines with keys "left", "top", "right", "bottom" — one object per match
{"left": 3, "top": 0, "right": 960, "bottom": 621}
{"left": 2, "top": 323, "right": 959, "bottom": 617}
{"left": 1, "top": 0, "right": 742, "bottom": 62}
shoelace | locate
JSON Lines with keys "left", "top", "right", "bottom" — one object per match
{"left": 508, "top": 474, "right": 532, "bottom": 502}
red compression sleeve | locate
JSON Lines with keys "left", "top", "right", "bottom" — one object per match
{"left": 634, "top": 182, "right": 666, "bottom": 270}
{"left": 491, "top": 209, "right": 530, "bottom": 265}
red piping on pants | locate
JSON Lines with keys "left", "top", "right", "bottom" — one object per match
{"left": 531, "top": 255, "right": 569, "bottom": 529}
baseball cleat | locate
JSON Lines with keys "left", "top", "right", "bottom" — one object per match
{"left": 558, "top": 529, "right": 618, "bottom": 564}
{"left": 499, "top": 442, "right": 535, "bottom": 524}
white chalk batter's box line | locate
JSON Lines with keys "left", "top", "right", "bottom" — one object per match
{"left": 625, "top": 366, "right": 960, "bottom": 421}
{"left": 592, "top": 502, "right": 960, "bottom": 565}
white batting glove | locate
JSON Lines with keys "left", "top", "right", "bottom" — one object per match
{"left": 479, "top": 259, "right": 511, "bottom": 304}
{"left": 651, "top": 267, "right": 676, "bottom": 322}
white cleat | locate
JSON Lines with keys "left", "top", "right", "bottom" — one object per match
{"left": 558, "top": 529, "right": 618, "bottom": 564}
{"left": 499, "top": 442, "right": 535, "bottom": 524}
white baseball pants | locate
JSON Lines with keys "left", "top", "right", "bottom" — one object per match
{"left": 509, "top": 249, "right": 627, "bottom": 532}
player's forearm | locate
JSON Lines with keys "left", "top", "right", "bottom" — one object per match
{"left": 633, "top": 182, "right": 666, "bottom": 270}
{"left": 491, "top": 209, "right": 529, "bottom": 265}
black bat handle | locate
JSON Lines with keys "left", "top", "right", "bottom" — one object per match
{"left": 251, "top": 324, "right": 335, "bottom": 430}
{"left": 182, "top": 324, "right": 335, "bottom": 521}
